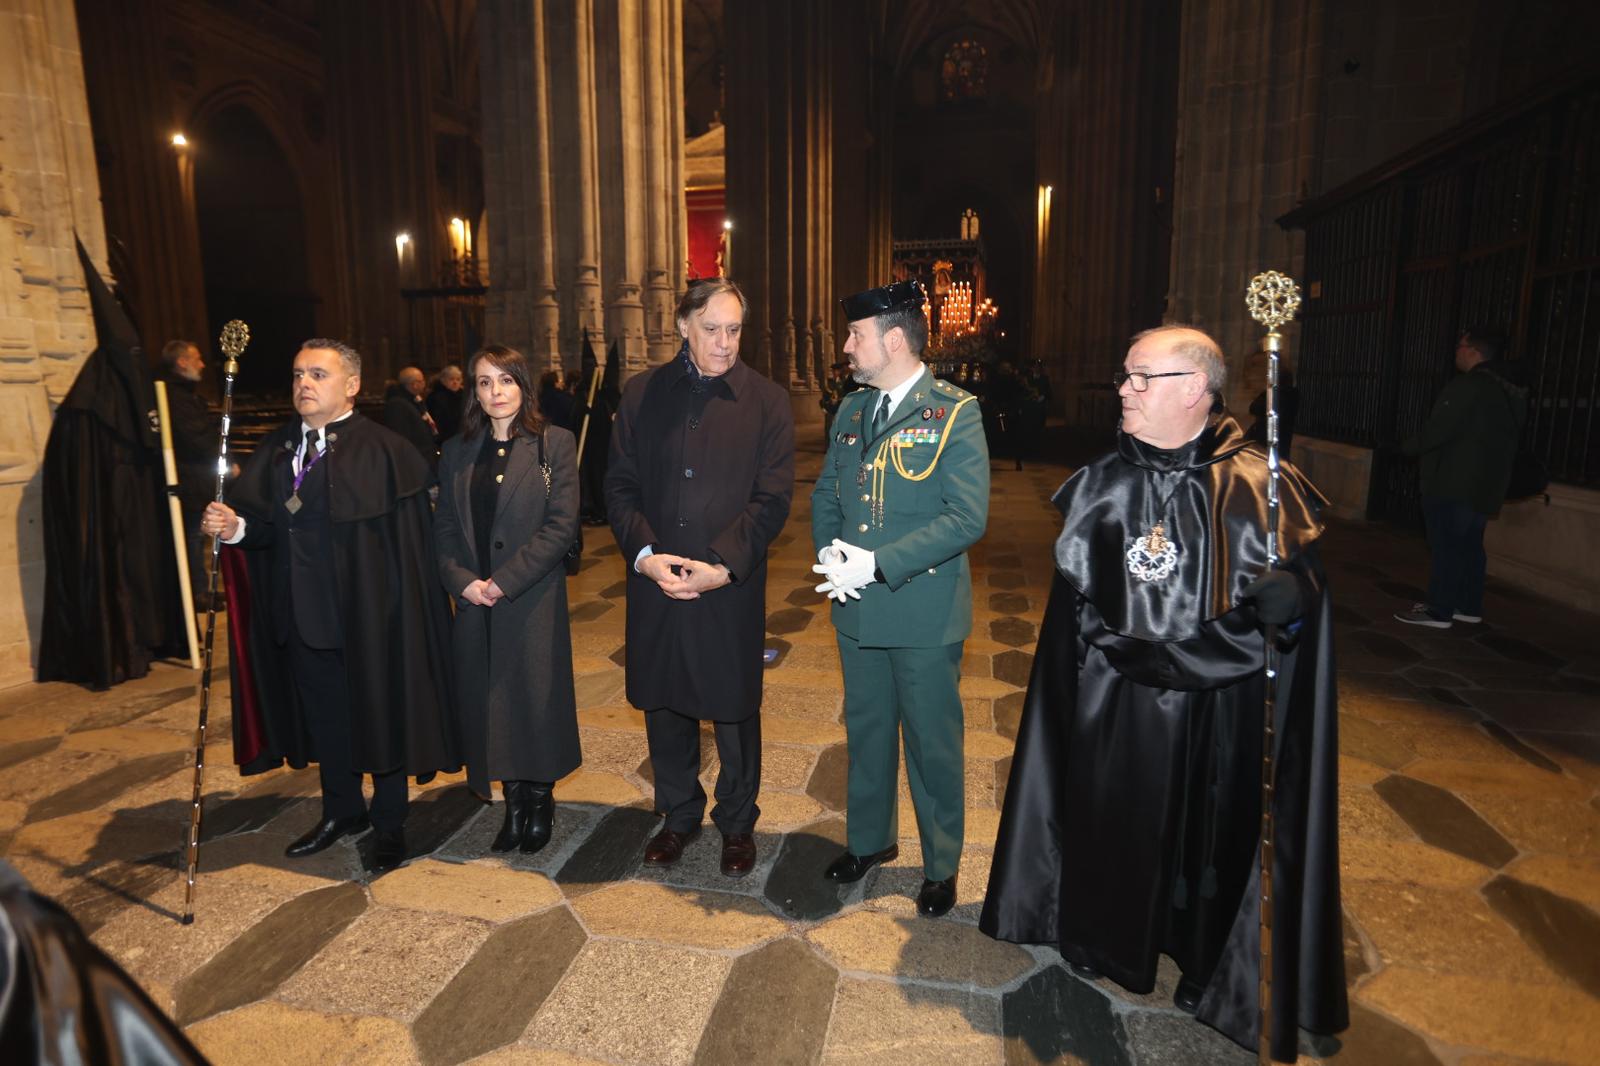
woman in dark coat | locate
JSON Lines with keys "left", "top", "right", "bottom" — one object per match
{"left": 434, "top": 345, "right": 581, "bottom": 853}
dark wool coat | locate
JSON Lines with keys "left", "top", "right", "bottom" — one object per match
{"left": 605, "top": 357, "right": 795, "bottom": 721}
{"left": 435, "top": 427, "right": 582, "bottom": 794}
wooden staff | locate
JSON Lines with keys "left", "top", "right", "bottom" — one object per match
{"left": 1244, "top": 270, "right": 1302, "bottom": 1062}
{"left": 153, "top": 381, "right": 201, "bottom": 669}
{"left": 181, "top": 319, "right": 249, "bottom": 925}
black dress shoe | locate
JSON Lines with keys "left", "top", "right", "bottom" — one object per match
{"left": 369, "top": 828, "right": 407, "bottom": 873}
{"left": 285, "top": 813, "right": 369, "bottom": 858}
{"left": 491, "top": 781, "right": 531, "bottom": 853}
{"left": 1173, "top": 975, "right": 1205, "bottom": 1015}
{"left": 823, "top": 844, "right": 899, "bottom": 883}
{"left": 520, "top": 784, "right": 554, "bottom": 855}
{"left": 720, "top": 832, "right": 757, "bottom": 877}
{"left": 643, "top": 825, "right": 700, "bottom": 867}
{"left": 916, "top": 874, "right": 958, "bottom": 917}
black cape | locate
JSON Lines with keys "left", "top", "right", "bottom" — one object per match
{"left": 980, "top": 416, "right": 1347, "bottom": 1061}
{"left": 224, "top": 413, "right": 458, "bottom": 776}
{"left": 37, "top": 242, "right": 185, "bottom": 689}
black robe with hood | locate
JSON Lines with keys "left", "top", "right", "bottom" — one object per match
{"left": 222, "top": 412, "right": 458, "bottom": 778}
{"left": 980, "top": 415, "right": 1347, "bottom": 1062}
{"left": 37, "top": 241, "right": 185, "bottom": 689}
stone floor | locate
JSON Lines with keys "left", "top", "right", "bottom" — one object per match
{"left": 2, "top": 451, "right": 1597, "bottom": 1066}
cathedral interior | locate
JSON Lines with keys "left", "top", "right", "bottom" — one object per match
{"left": 1, "top": 1, "right": 1598, "bottom": 1064}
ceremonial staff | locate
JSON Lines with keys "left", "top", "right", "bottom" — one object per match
{"left": 1244, "top": 271, "right": 1301, "bottom": 1063}
{"left": 181, "top": 319, "right": 249, "bottom": 924}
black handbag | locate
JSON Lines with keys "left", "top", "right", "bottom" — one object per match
{"left": 537, "top": 432, "right": 583, "bottom": 575}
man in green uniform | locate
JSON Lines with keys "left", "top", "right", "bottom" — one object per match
{"left": 811, "top": 280, "right": 990, "bottom": 918}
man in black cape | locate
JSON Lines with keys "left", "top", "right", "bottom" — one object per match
{"left": 157, "top": 339, "right": 216, "bottom": 606}
{"left": 206, "top": 339, "right": 456, "bottom": 873}
{"left": 980, "top": 327, "right": 1346, "bottom": 1061}
{"left": 38, "top": 241, "right": 186, "bottom": 689}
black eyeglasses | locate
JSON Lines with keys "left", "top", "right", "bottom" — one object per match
{"left": 1114, "top": 370, "right": 1195, "bottom": 392}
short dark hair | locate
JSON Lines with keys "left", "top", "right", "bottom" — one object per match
{"left": 462, "top": 345, "right": 546, "bottom": 439}
{"left": 876, "top": 304, "right": 928, "bottom": 356}
{"left": 676, "top": 277, "right": 748, "bottom": 325}
{"left": 1461, "top": 328, "right": 1507, "bottom": 363}
{"left": 161, "top": 339, "right": 198, "bottom": 367}
{"left": 300, "top": 338, "right": 361, "bottom": 377}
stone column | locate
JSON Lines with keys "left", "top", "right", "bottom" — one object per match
{"left": 480, "top": 0, "right": 562, "bottom": 367}
{"left": 1166, "top": 0, "right": 1326, "bottom": 411}
{"left": 321, "top": 0, "right": 444, "bottom": 382}
{"left": 0, "top": 0, "right": 107, "bottom": 685}
{"left": 483, "top": 0, "right": 685, "bottom": 375}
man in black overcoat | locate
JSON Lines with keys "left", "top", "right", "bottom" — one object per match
{"left": 384, "top": 365, "right": 439, "bottom": 470}
{"left": 606, "top": 278, "right": 795, "bottom": 878}
{"left": 205, "top": 339, "right": 457, "bottom": 873}
{"left": 980, "top": 327, "right": 1347, "bottom": 1061}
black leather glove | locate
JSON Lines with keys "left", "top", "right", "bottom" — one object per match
{"left": 1243, "top": 569, "right": 1302, "bottom": 625}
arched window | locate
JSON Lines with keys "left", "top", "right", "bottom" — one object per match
{"left": 941, "top": 39, "right": 988, "bottom": 101}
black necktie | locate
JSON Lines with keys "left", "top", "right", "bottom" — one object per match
{"left": 873, "top": 393, "right": 891, "bottom": 436}
{"left": 302, "top": 429, "right": 321, "bottom": 473}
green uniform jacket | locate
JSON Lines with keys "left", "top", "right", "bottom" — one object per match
{"left": 812, "top": 368, "right": 990, "bottom": 647}
{"left": 1401, "top": 361, "right": 1527, "bottom": 515}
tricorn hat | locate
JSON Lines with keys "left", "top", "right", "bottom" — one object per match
{"left": 840, "top": 280, "right": 923, "bottom": 322}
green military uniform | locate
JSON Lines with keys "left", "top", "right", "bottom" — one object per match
{"left": 811, "top": 366, "right": 990, "bottom": 879}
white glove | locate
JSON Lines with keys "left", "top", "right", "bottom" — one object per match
{"left": 814, "top": 578, "right": 861, "bottom": 603}
{"left": 817, "top": 538, "right": 877, "bottom": 591}
{"left": 816, "top": 543, "right": 844, "bottom": 566}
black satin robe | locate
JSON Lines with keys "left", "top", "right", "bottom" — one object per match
{"left": 980, "top": 416, "right": 1347, "bottom": 1062}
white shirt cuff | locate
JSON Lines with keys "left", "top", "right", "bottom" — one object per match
{"left": 222, "top": 516, "right": 247, "bottom": 545}
{"left": 633, "top": 544, "right": 653, "bottom": 572}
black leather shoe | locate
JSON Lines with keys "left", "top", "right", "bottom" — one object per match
{"left": 643, "top": 825, "right": 700, "bottom": 867}
{"left": 916, "top": 874, "right": 958, "bottom": 917}
{"left": 520, "top": 784, "right": 555, "bottom": 855}
{"left": 1173, "top": 975, "right": 1205, "bottom": 1015}
{"left": 491, "top": 781, "right": 531, "bottom": 853}
{"left": 1068, "top": 961, "right": 1102, "bottom": 980}
{"left": 285, "top": 813, "right": 369, "bottom": 858}
{"left": 823, "top": 844, "right": 899, "bottom": 883}
{"left": 369, "top": 828, "right": 407, "bottom": 873}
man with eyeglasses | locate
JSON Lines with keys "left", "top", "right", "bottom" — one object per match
{"left": 981, "top": 326, "right": 1347, "bottom": 1061}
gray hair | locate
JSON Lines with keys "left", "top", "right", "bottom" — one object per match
{"left": 1131, "top": 324, "right": 1226, "bottom": 396}
{"left": 300, "top": 338, "right": 362, "bottom": 377}
{"left": 160, "top": 339, "right": 198, "bottom": 367}
{"left": 676, "top": 277, "right": 748, "bottom": 324}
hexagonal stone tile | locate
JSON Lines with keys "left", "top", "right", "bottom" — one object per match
{"left": 572, "top": 881, "right": 785, "bottom": 949}
{"left": 766, "top": 607, "right": 815, "bottom": 635}
{"left": 526, "top": 940, "right": 731, "bottom": 1066}
{"left": 695, "top": 937, "right": 836, "bottom": 1066}
{"left": 1372, "top": 774, "right": 1517, "bottom": 869}
{"left": 993, "top": 650, "right": 1032, "bottom": 688}
{"left": 187, "top": 1001, "right": 418, "bottom": 1066}
{"left": 989, "top": 617, "right": 1037, "bottom": 648}
{"left": 824, "top": 976, "right": 1002, "bottom": 1065}
{"left": 371, "top": 858, "right": 562, "bottom": 922}
{"left": 805, "top": 909, "right": 1031, "bottom": 987}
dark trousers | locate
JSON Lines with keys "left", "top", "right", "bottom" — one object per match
{"left": 286, "top": 632, "right": 408, "bottom": 832}
{"left": 644, "top": 708, "right": 761, "bottom": 835}
{"left": 1422, "top": 497, "right": 1488, "bottom": 619}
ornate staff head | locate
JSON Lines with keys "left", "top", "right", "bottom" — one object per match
{"left": 1245, "top": 271, "right": 1301, "bottom": 352}
{"left": 218, "top": 319, "right": 251, "bottom": 375}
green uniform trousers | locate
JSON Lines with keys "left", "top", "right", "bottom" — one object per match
{"left": 836, "top": 633, "right": 965, "bottom": 880}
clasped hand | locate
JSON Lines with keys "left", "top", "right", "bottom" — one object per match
{"left": 639, "top": 552, "right": 730, "bottom": 600}
{"left": 461, "top": 578, "right": 505, "bottom": 607}
{"left": 813, "top": 539, "right": 876, "bottom": 603}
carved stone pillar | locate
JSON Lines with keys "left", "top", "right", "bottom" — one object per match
{"left": 0, "top": 0, "right": 106, "bottom": 685}
{"left": 1166, "top": 0, "right": 1325, "bottom": 411}
{"left": 321, "top": 0, "right": 444, "bottom": 382}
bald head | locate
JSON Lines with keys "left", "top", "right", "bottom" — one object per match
{"left": 1118, "top": 326, "right": 1225, "bottom": 448}
{"left": 399, "top": 366, "right": 426, "bottom": 397}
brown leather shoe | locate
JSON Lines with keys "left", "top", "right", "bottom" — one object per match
{"left": 720, "top": 832, "right": 757, "bottom": 877}
{"left": 643, "top": 825, "right": 700, "bottom": 867}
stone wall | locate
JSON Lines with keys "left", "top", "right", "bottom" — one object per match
{"left": 0, "top": 0, "right": 106, "bottom": 687}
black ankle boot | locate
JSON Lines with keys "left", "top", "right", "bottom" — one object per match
{"left": 491, "top": 781, "right": 531, "bottom": 852}
{"left": 520, "top": 783, "right": 554, "bottom": 854}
